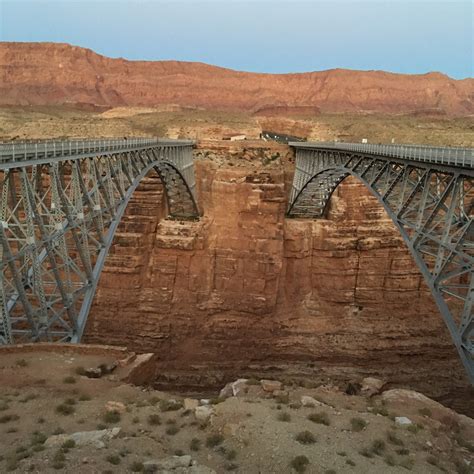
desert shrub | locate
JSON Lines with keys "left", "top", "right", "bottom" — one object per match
{"left": 52, "top": 450, "right": 66, "bottom": 470}
{"left": 16, "top": 359, "right": 28, "bottom": 367}
{"left": 106, "top": 454, "right": 121, "bottom": 465}
{"left": 190, "top": 438, "right": 201, "bottom": 451}
{"left": 277, "top": 412, "right": 291, "bottom": 422}
{"left": 56, "top": 404, "right": 74, "bottom": 415}
{"left": 346, "top": 459, "right": 356, "bottom": 466}
{"left": 0, "top": 414, "right": 20, "bottom": 423}
{"left": 79, "top": 394, "right": 91, "bottom": 402}
{"left": 350, "top": 417, "right": 367, "bottom": 432}
{"left": 418, "top": 407, "right": 432, "bottom": 417}
{"left": 455, "top": 436, "right": 474, "bottom": 453}
{"left": 399, "top": 458, "right": 415, "bottom": 470}
{"left": 371, "top": 439, "right": 386, "bottom": 455}
{"left": 97, "top": 423, "right": 107, "bottom": 430}
{"left": 387, "top": 431, "right": 404, "bottom": 446}
{"left": 61, "top": 439, "right": 76, "bottom": 450}
{"left": 74, "top": 366, "right": 86, "bottom": 376}
{"left": 62, "top": 376, "right": 76, "bottom": 384}
{"left": 30, "top": 431, "right": 47, "bottom": 445}
{"left": 290, "top": 455, "right": 309, "bottom": 473}
{"left": 166, "top": 425, "right": 179, "bottom": 435}
{"left": 325, "top": 470, "right": 336, "bottom": 474}
{"left": 274, "top": 393, "right": 289, "bottom": 404}
{"left": 427, "top": 455, "right": 439, "bottom": 466}
{"left": 359, "top": 447, "right": 374, "bottom": 458}
{"left": 407, "top": 423, "right": 423, "bottom": 434}
{"left": 337, "top": 451, "right": 346, "bottom": 456}
{"left": 396, "top": 448, "right": 410, "bottom": 456}
{"left": 103, "top": 410, "right": 121, "bottom": 424}
{"left": 384, "top": 455, "right": 396, "bottom": 466}
{"left": 226, "top": 449, "right": 237, "bottom": 461}
{"left": 36, "top": 417, "right": 45, "bottom": 424}
{"left": 147, "top": 414, "right": 161, "bottom": 426}
{"left": 295, "top": 430, "right": 316, "bottom": 445}
{"left": 64, "top": 398, "right": 76, "bottom": 406}
{"left": 246, "top": 378, "right": 260, "bottom": 385}
{"left": 159, "top": 399, "right": 182, "bottom": 412}
{"left": 130, "top": 461, "right": 144, "bottom": 472}
{"left": 307, "top": 412, "right": 330, "bottom": 426}
{"left": 206, "top": 433, "right": 224, "bottom": 448}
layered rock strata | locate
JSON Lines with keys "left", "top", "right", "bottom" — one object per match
{"left": 84, "top": 143, "right": 472, "bottom": 414}
{"left": 1, "top": 42, "right": 473, "bottom": 116}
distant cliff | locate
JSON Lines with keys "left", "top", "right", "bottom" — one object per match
{"left": 0, "top": 42, "right": 473, "bottom": 116}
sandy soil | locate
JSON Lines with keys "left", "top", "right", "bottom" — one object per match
{"left": 0, "top": 106, "right": 473, "bottom": 146}
{"left": 0, "top": 349, "right": 473, "bottom": 473}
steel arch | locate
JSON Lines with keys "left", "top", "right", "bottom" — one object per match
{"left": 288, "top": 143, "right": 474, "bottom": 384}
{"left": 0, "top": 139, "right": 199, "bottom": 345}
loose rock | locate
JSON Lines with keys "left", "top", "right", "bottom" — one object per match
{"left": 45, "top": 427, "right": 121, "bottom": 449}
{"left": 360, "top": 377, "right": 385, "bottom": 397}
{"left": 260, "top": 379, "right": 282, "bottom": 392}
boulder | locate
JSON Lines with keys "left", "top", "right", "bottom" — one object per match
{"left": 84, "top": 367, "right": 102, "bottom": 379}
{"left": 395, "top": 416, "right": 413, "bottom": 426}
{"left": 301, "top": 395, "right": 326, "bottom": 408}
{"left": 219, "top": 378, "right": 248, "bottom": 398}
{"left": 183, "top": 398, "right": 199, "bottom": 410}
{"left": 45, "top": 428, "right": 121, "bottom": 449}
{"left": 105, "top": 401, "right": 126, "bottom": 413}
{"left": 144, "top": 455, "right": 192, "bottom": 472}
{"left": 260, "top": 379, "right": 282, "bottom": 392}
{"left": 195, "top": 405, "right": 214, "bottom": 423}
{"left": 360, "top": 377, "right": 386, "bottom": 397}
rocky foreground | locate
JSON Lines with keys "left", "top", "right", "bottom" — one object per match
{"left": 0, "top": 345, "right": 473, "bottom": 473}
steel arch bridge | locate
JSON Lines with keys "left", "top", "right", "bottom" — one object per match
{"left": 0, "top": 138, "right": 199, "bottom": 346}
{"left": 288, "top": 142, "right": 474, "bottom": 384}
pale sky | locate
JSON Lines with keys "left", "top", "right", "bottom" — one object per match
{"left": 0, "top": 0, "right": 472, "bottom": 78}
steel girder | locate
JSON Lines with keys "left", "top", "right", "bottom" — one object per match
{"left": 0, "top": 140, "right": 199, "bottom": 345}
{"left": 287, "top": 145, "right": 474, "bottom": 384}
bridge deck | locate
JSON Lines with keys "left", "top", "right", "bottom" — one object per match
{"left": 289, "top": 141, "right": 473, "bottom": 169}
{"left": 0, "top": 138, "right": 194, "bottom": 169}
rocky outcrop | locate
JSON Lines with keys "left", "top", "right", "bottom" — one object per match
{"left": 84, "top": 143, "right": 472, "bottom": 414}
{"left": 1, "top": 42, "right": 473, "bottom": 116}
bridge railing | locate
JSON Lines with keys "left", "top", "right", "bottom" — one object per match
{"left": 289, "top": 142, "right": 473, "bottom": 169}
{"left": 0, "top": 138, "right": 194, "bottom": 164}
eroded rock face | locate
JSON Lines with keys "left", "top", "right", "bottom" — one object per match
{"left": 1, "top": 42, "right": 473, "bottom": 116}
{"left": 84, "top": 145, "right": 472, "bottom": 413}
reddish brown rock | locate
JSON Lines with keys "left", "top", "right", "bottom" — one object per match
{"left": 84, "top": 144, "right": 472, "bottom": 415}
{"left": 0, "top": 42, "right": 473, "bottom": 116}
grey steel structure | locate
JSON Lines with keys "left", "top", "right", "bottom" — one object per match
{"left": 288, "top": 142, "right": 474, "bottom": 384}
{"left": 0, "top": 138, "right": 198, "bottom": 346}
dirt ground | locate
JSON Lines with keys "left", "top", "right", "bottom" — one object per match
{"left": 0, "top": 106, "right": 473, "bottom": 146}
{"left": 0, "top": 348, "right": 473, "bottom": 474}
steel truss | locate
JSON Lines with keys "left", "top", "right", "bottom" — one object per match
{"left": 288, "top": 143, "right": 474, "bottom": 384}
{"left": 0, "top": 139, "right": 198, "bottom": 345}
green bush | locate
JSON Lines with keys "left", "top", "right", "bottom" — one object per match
{"left": 56, "top": 404, "right": 74, "bottom": 415}
{"left": 350, "top": 417, "right": 367, "bottom": 432}
{"left": 277, "top": 412, "right": 291, "bottom": 422}
{"left": 290, "top": 455, "right": 309, "bottom": 473}
{"left": 307, "top": 412, "right": 330, "bottom": 426}
{"left": 106, "top": 454, "right": 121, "bottom": 465}
{"left": 147, "top": 414, "right": 161, "bottom": 426}
{"left": 103, "top": 410, "right": 121, "bottom": 424}
{"left": 295, "top": 430, "right": 316, "bottom": 445}
{"left": 206, "top": 433, "right": 224, "bottom": 448}
{"left": 190, "top": 438, "right": 201, "bottom": 451}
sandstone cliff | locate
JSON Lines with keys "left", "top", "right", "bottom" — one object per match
{"left": 84, "top": 143, "right": 472, "bottom": 414}
{"left": 1, "top": 42, "right": 473, "bottom": 116}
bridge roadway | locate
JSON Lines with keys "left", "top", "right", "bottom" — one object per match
{"left": 0, "top": 138, "right": 473, "bottom": 385}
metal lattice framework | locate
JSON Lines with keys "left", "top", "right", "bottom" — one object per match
{"left": 288, "top": 142, "right": 474, "bottom": 384}
{"left": 0, "top": 138, "right": 198, "bottom": 345}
